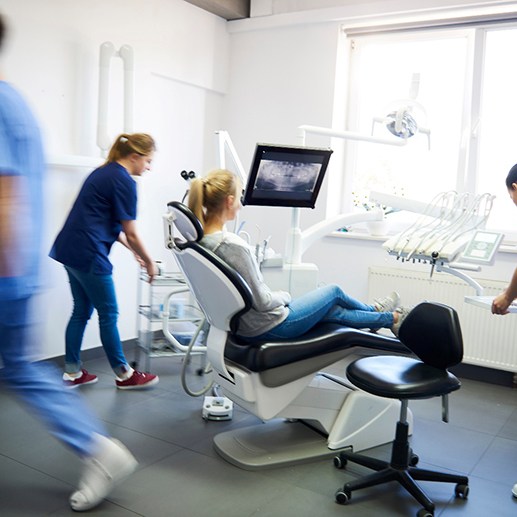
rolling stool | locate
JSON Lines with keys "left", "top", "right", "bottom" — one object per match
{"left": 334, "top": 302, "right": 469, "bottom": 517}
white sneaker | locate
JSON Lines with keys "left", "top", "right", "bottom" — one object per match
{"left": 512, "top": 483, "right": 517, "bottom": 498}
{"left": 391, "top": 306, "right": 411, "bottom": 337}
{"left": 374, "top": 291, "right": 400, "bottom": 313}
{"left": 70, "top": 433, "right": 138, "bottom": 512}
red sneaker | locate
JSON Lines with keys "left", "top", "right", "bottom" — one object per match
{"left": 63, "top": 369, "right": 98, "bottom": 389}
{"left": 116, "top": 370, "right": 159, "bottom": 390}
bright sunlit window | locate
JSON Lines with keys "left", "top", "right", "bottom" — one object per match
{"left": 477, "top": 27, "right": 517, "bottom": 234}
{"left": 338, "top": 22, "right": 517, "bottom": 240}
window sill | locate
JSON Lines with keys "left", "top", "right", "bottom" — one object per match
{"left": 329, "top": 229, "right": 517, "bottom": 255}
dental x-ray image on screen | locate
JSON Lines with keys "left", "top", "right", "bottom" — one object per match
{"left": 242, "top": 143, "right": 333, "bottom": 208}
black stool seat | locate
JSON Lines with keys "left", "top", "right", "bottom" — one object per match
{"left": 346, "top": 355, "right": 461, "bottom": 399}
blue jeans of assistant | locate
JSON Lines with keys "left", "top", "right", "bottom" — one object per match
{"left": 254, "top": 284, "right": 394, "bottom": 340}
{"left": 0, "top": 296, "right": 105, "bottom": 456}
{"left": 65, "top": 266, "right": 129, "bottom": 377}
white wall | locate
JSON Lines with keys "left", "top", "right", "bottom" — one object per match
{"left": 222, "top": 20, "right": 339, "bottom": 262}
{"left": 0, "top": 0, "right": 229, "bottom": 359}
{"left": 223, "top": 1, "right": 517, "bottom": 302}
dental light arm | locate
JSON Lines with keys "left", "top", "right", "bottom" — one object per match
{"left": 298, "top": 125, "right": 409, "bottom": 147}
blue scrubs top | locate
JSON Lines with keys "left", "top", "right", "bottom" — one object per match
{"left": 0, "top": 81, "right": 45, "bottom": 301}
{"left": 50, "top": 162, "right": 137, "bottom": 275}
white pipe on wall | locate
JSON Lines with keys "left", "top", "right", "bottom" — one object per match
{"left": 97, "top": 42, "right": 115, "bottom": 154}
{"left": 119, "top": 44, "right": 134, "bottom": 134}
{"left": 97, "top": 42, "right": 134, "bottom": 156}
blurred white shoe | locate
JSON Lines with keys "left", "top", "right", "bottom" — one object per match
{"left": 374, "top": 291, "right": 400, "bottom": 313}
{"left": 70, "top": 433, "right": 138, "bottom": 512}
{"left": 512, "top": 483, "right": 517, "bottom": 498}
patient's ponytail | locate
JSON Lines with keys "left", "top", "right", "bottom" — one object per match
{"left": 188, "top": 169, "right": 238, "bottom": 228}
{"left": 188, "top": 179, "right": 205, "bottom": 226}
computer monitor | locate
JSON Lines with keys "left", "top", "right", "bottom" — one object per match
{"left": 242, "top": 143, "right": 333, "bottom": 208}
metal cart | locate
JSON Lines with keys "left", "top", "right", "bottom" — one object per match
{"left": 134, "top": 269, "right": 212, "bottom": 396}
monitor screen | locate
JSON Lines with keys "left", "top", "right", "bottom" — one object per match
{"left": 242, "top": 143, "right": 333, "bottom": 208}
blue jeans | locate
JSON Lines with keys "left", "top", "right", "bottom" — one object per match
{"left": 65, "top": 266, "right": 129, "bottom": 377}
{"left": 0, "top": 297, "right": 105, "bottom": 456}
{"left": 255, "top": 284, "right": 394, "bottom": 340}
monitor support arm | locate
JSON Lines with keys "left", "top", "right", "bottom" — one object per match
{"left": 285, "top": 208, "right": 384, "bottom": 265}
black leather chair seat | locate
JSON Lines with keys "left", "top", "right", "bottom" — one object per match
{"left": 224, "top": 323, "right": 410, "bottom": 388}
{"left": 347, "top": 355, "right": 461, "bottom": 399}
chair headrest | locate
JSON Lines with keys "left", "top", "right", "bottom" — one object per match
{"left": 398, "top": 301, "right": 463, "bottom": 369}
{"left": 166, "top": 200, "right": 252, "bottom": 334}
{"left": 167, "top": 201, "right": 203, "bottom": 243}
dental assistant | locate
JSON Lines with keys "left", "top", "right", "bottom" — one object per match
{"left": 50, "top": 133, "right": 158, "bottom": 389}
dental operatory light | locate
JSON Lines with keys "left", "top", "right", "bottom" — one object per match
{"left": 298, "top": 75, "right": 429, "bottom": 150}
{"left": 385, "top": 110, "right": 418, "bottom": 139}
{"left": 371, "top": 72, "right": 431, "bottom": 149}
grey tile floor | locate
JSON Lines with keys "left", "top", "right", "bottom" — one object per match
{"left": 1, "top": 348, "right": 517, "bottom": 517}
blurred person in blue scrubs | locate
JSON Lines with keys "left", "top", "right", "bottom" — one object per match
{"left": 0, "top": 12, "right": 138, "bottom": 511}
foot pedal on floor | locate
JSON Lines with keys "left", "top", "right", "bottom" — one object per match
{"left": 202, "top": 396, "right": 233, "bottom": 421}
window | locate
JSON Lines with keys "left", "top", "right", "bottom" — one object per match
{"left": 477, "top": 27, "right": 517, "bottom": 234}
{"left": 338, "top": 22, "right": 517, "bottom": 239}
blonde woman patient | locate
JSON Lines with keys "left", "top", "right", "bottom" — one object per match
{"left": 188, "top": 169, "right": 410, "bottom": 341}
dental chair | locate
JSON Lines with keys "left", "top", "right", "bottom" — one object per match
{"left": 334, "top": 302, "right": 469, "bottom": 516}
{"left": 164, "top": 201, "right": 413, "bottom": 470}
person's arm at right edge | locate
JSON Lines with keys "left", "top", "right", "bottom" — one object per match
{"left": 492, "top": 267, "right": 517, "bottom": 314}
{"left": 121, "top": 219, "right": 157, "bottom": 282}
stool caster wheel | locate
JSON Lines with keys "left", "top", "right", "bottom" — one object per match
{"left": 410, "top": 453, "right": 419, "bottom": 466}
{"left": 455, "top": 483, "right": 469, "bottom": 499}
{"left": 333, "top": 454, "right": 347, "bottom": 469}
{"left": 335, "top": 488, "right": 351, "bottom": 505}
{"left": 417, "top": 508, "right": 433, "bottom": 517}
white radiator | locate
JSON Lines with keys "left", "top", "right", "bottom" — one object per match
{"left": 368, "top": 266, "right": 517, "bottom": 374}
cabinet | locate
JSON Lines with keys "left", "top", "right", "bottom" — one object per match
{"left": 134, "top": 270, "right": 207, "bottom": 373}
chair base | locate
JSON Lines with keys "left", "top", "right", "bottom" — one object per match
{"left": 213, "top": 388, "right": 406, "bottom": 471}
{"left": 334, "top": 421, "right": 469, "bottom": 515}
{"left": 214, "top": 419, "right": 342, "bottom": 470}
